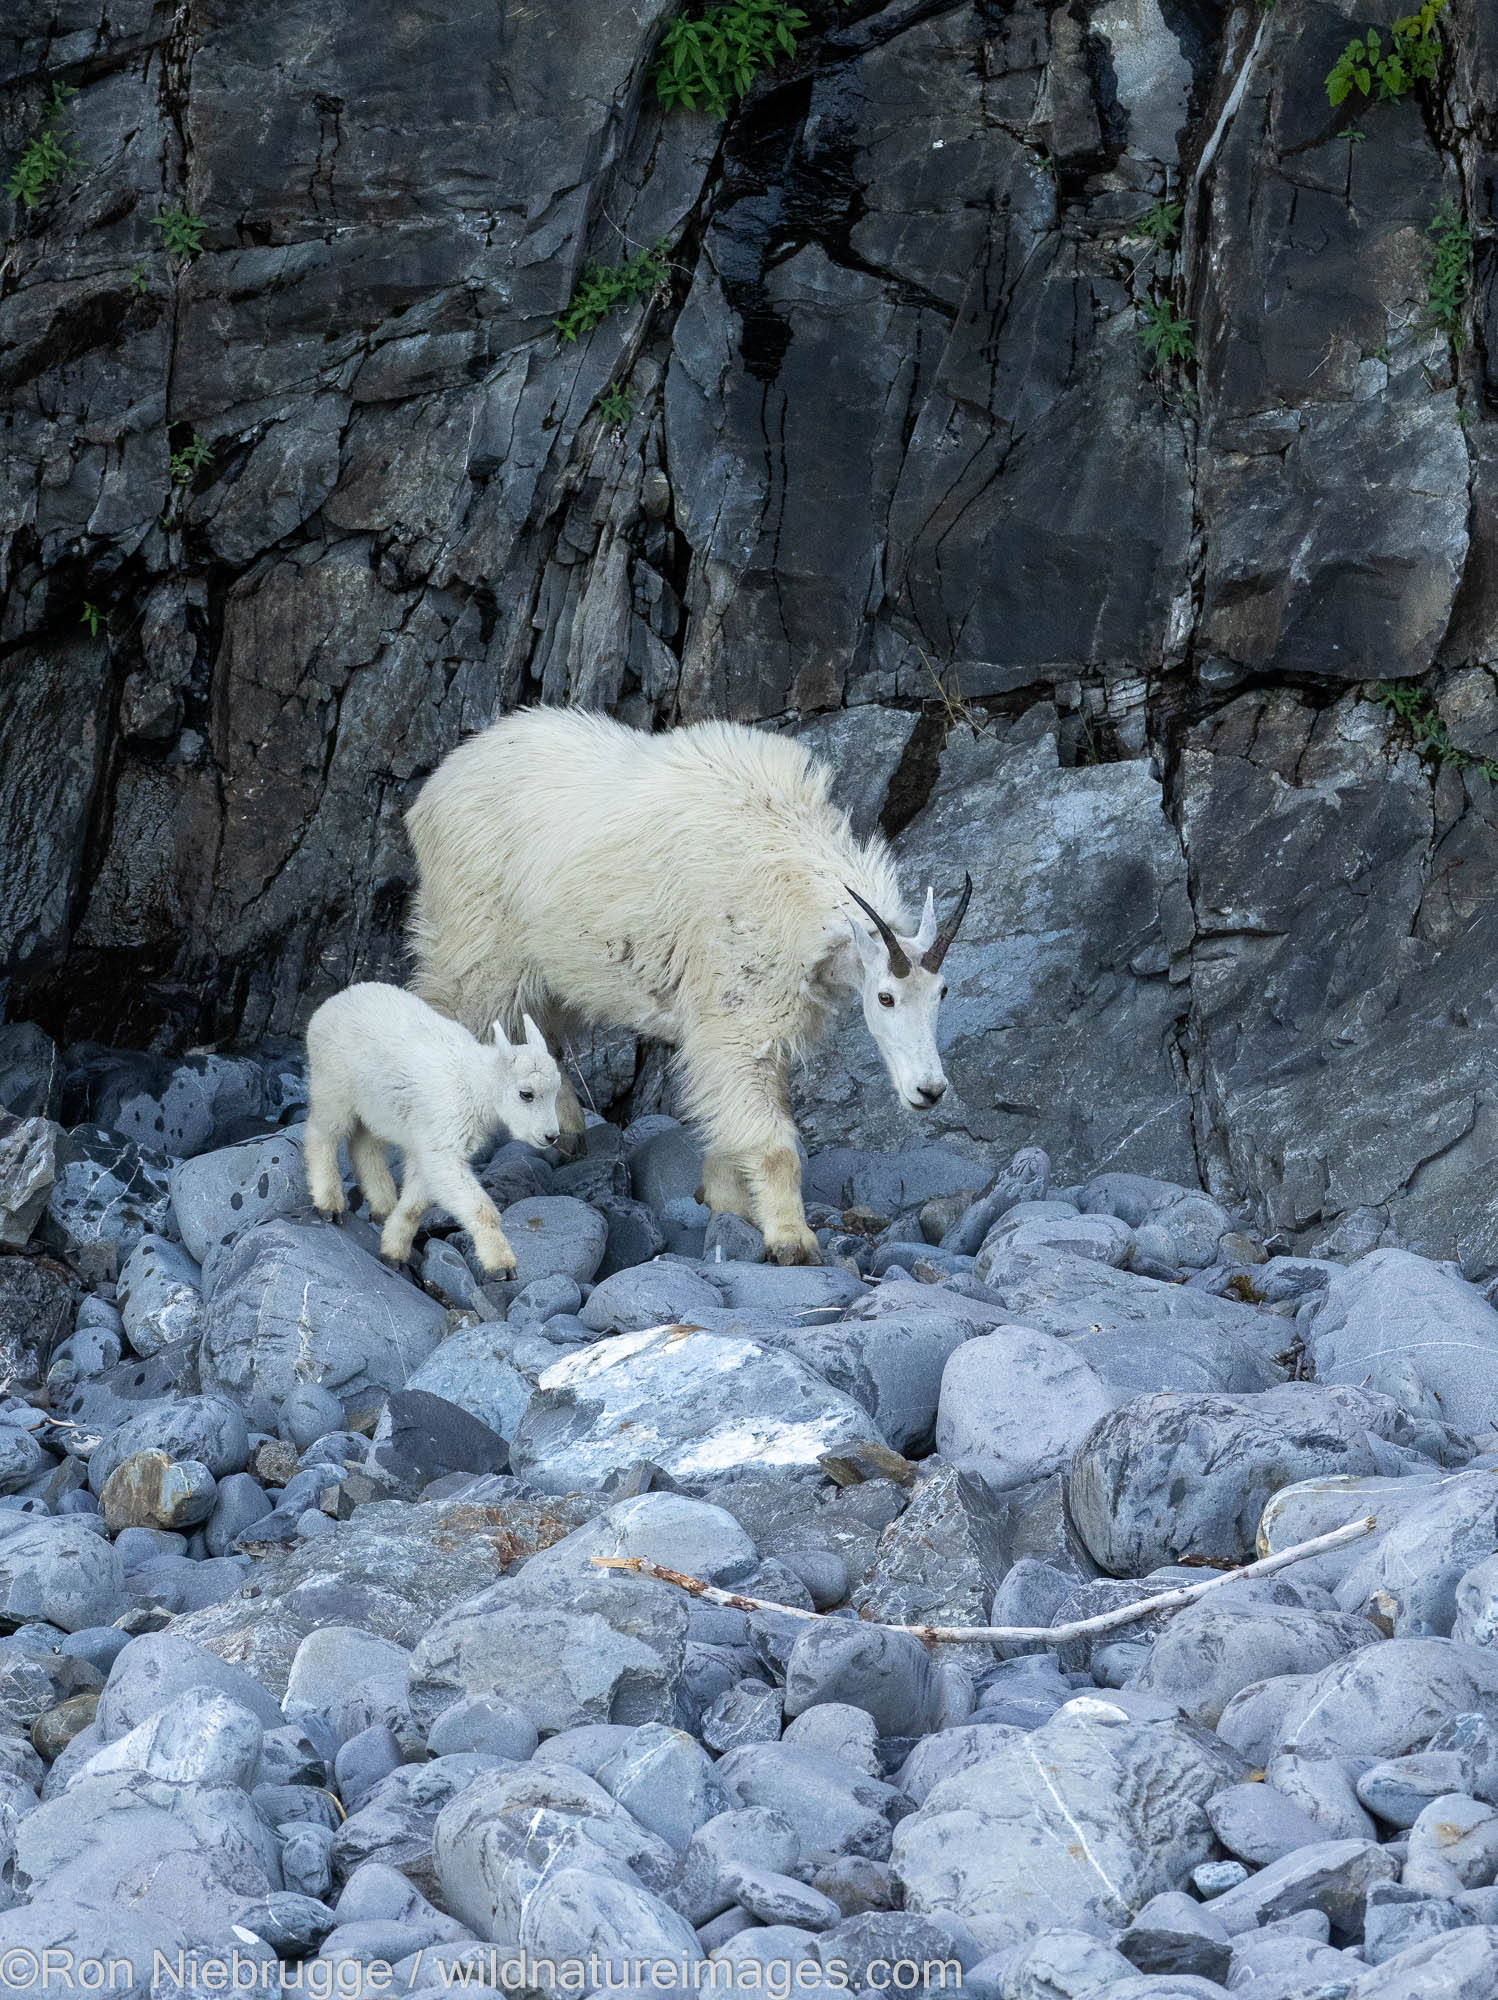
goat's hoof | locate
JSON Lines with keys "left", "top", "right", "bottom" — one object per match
{"left": 766, "top": 1228, "right": 822, "bottom": 1267}
{"left": 311, "top": 1191, "right": 345, "bottom": 1217}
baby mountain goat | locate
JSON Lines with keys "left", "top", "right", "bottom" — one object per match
{"left": 407, "top": 708, "right": 970, "bottom": 1265}
{"left": 303, "top": 982, "right": 562, "bottom": 1275}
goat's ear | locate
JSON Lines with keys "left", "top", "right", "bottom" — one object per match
{"left": 841, "top": 908, "right": 884, "bottom": 975}
{"left": 521, "top": 1013, "right": 548, "bottom": 1053}
{"left": 490, "top": 1019, "right": 514, "bottom": 1050}
{"left": 912, "top": 887, "right": 937, "bottom": 955}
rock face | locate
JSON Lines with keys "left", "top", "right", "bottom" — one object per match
{"left": 2, "top": 0, "right": 1497, "bottom": 1270}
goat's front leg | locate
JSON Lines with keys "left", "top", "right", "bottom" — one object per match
{"left": 682, "top": 1039, "right": 820, "bottom": 1266}
{"left": 697, "top": 1151, "right": 755, "bottom": 1221}
{"left": 426, "top": 1155, "right": 517, "bottom": 1278}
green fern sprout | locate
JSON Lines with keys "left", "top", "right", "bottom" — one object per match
{"left": 596, "top": 384, "right": 638, "bottom": 428}
{"left": 1424, "top": 200, "right": 1471, "bottom": 349}
{"left": 169, "top": 433, "right": 214, "bottom": 485}
{"left": 656, "top": 0, "right": 851, "bottom": 117}
{"left": 129, "top": 261, "right": 150, "bottom": 296}
{"left": 153, "top": 206, "right": 206, "bottom": 259}
{"left": 79, "top": 600, "right": 104, "bottom": 638}
{"left": 1137, "top": 298, "right": 1196, "bottom": 370}
{"left": 1135, "top": 200, "right": 1183, "bottom": 249}
{"left": 1371, "top": 680, "right": 1498, "bottom": 784}
{"left": 555, "top": 242, "right": 670, "bottom": 343}
{"left": 5, "top": 83, "right": 83, "bottom": 210}
{"left": 1327, "top": 0, "right": 1446, "bottom": 108}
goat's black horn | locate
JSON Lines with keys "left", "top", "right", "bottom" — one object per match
{"left": 844, "top": 884, "right": 911, "bottom": 978}
{"left": 922, "top": 873, "right": 972, "bottom": 973}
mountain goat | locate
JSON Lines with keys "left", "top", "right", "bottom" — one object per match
{"left": 303, "top": 982, "right": 562, "bottom": 1275}
{"left": 405, "top": 708, "right": 970, "bottom": 1265}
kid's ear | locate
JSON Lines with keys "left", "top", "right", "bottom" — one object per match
{"left": 522, "top": 1013, "right": 548, "bottom": 1052}
{"left": 490, "top": 1019, "right": 514, "bottom": 1049}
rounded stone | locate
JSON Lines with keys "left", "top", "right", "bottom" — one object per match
{"left": 495, "top": 1197, "right": 607, "bottom": 1288}
{"left": 101, "top": 1452, "right": 217, "bottom": 1531}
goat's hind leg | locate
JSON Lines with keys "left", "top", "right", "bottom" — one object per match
{"left": 379, "top": 1167, "right": 430, "bottom": 1268}
{"left": 697, "top": 1151, "right": 755, "bottom": 1221}
{"left": 303, "top": 1088, "right": 351, "bottom": 1216}
{"left": 425, "top": 1155, "right": 517, "bottom": 1278}
{"left": 349, "top": 1122, "right": 398, "bottom": 1221}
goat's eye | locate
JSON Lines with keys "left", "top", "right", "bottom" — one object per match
{"left": 518, "top": 1089, "right": 534, "bottom": 1103}
{"left": 940, "top": 984, "right": 948, "bottom": 1000}
{"left": 877, "top": 992, "right": 895, "bottom": 1009}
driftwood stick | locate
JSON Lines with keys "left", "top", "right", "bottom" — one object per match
{"left": 590, "top": 1514, "right": 1379, "bottom": 1646}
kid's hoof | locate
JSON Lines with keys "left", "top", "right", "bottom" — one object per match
{"left": 767, "top": 1229, "right": 822, "bottom": 1267}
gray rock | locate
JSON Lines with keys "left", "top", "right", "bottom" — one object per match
{"left": 595, "top": 1722, "right": 725, "bottom": 1851}
{"left": 577, "top": 1264, "right": 726, "bottom": 1334}
{"left": 0, "top": 1114, "right": 56, "bottom": 1251}
{"left": 1258, "top": 1474, "right": 1451, "bottom": 1592}
{"left": 432, "top": 1763, "right": 681, "bottom": 1944}
{"left": 511, "top": 1323, "right": 885, "bottom": 1494}
{"left": 891, "top": 1698, "right": 1246, "bottom": 1956}
{"left": 1204, "top": 1838, "right": 1398, "bottom": 1940}
{"left": 1344, "top": 1926, "right": 1498, "bottom": 1996}
{"left": 14, "top": 1769, "right": 282, "bottom": 1931}
{"left": 700, "top": 1681, "right": 784, "bottom": 1754}
{"left": 1, "top": 1261, "right": 77, "bottom": 1395}
{"left": 996, "top": 1930, "right": 1135, "bottom": 1998}
{"left": 897, "top": 1725, "right": 1027, "bottom": 1808}
{"left": 1135, "top": 1601, "right": 1379, "bottom": 1726}
{"left": 703, "top": 1213, "right": 767, "bottom": 1265}
{"left": 720, "top": 1861, "right": 840, "bottom": 1931}
{"left": 420, "top": 1237, "right": 494, "bottom": 1315}
{"left": 940, "top": 1150, "right": 1052, "bottom": 1259}
{"left": 937, "top": 1325, "right": 1117, "bottom": 1489}
{"left": 1455, "top": 1554, "right": 1498, "bottom": 1650}
{"left": 631, "top": 1125, "right": 705, "bottom": 1213}
{"left": 783, "top": 1703, "right": 880, "bottom": 1777}
{"left": 0, "top": 1027, "right": 60, "bottom": 1123}
{"left": 0, "top": 1514, "right": 125, "bottom": 1632}
{"left": 117, "top": 1234, "right": 204, "bottom": 1359}
{"left": 1263, "top": 1754, "right": 1379, "bottom": 1844}
{"left": 681, "top": 1261, "right": 864, "bottom": 1312}
{"left": 201, "top": 1220, "right": 446, "bottom": 1431}
{"left": 1271, "top": 1639, "right": 1498, "bottom": 1763}
{"left": 1068, "top": 1386, "right": 1382, "bottom": 1574}
{"left": 286, "top": 1627, "right": 414, "bottom": 1744}
{"left": 969, "top": 1244, "right": 1275, "bottom": 1353}
{"left": 404, "top": 1323, "right": 532, "bottom": 1440}
{"left": 370, "top": 1390, "right": 507, "bottom": 1484}
{"left": 759, "top": 1309, "right": 971, "bottom": 1456}
{"left": 1405, "top": 1793, "right": 1498, "bottom": 1894}
{"left": 1118, "top": 1892, "right": 1232, "bottom": 1984}
{"left": 507, "top": 1274, "right": 584, "bottom": 1328}
{"left": 1309, "top": 1251, "right": 1498, "bottom": 1437}
{"left": 41, "top": 1128, "right": 177, "bottom": 1280}
{"left": 495, "top": 1196, "right": 608, "bottom": 1287}
{"left": 1359, "top": 1753, "right": 1477, "bottom": 1829}
{"left": 426, "top": 1696, "right": 538, "bottom": 1763}
{"left": 715, "top": 1742, "right": 903, "bottom": 1865}
{"left": 593, "top": 1196, "right": 670, "bottom": 1279}
{"left": 170, "top": 1131, "right": 312, "bottom": 1264}
{"left": 407, "top": 1568, "right": 687, "bottom": 1738}
{"left": 76, "top": 1687, "right": 263, "bottom": 1788}
{"left": 282, "top": 1824, "right": 337, "bottom": 1901}
{"left": 280, "top": 1382, "right": 354, "bottom": 1451}
{"left": 1333, "top": 1473, "right": 1498, "bottom": 1636}
{"left": 669, "top": 1806, "right": 801, "bottom": 1926}
{"left": 0, "top": 1906, "right": 181, "bottom": 2000}
{"left": 779, "top": 1550, "right": 849, "bottom": 1610}
{"left": 101, "top": 1451, "right": 217, "bottom": 1531}
{"left": 88, "top": 1394, "right": 249, "bottom": 1494}
{"left": 96, "top": 1631, "right": 284, "bottom": 1740}
{"left": 1205, "top": 1782, "right": 1333, "bottom": 1867}
{"left": 783, "top": 1620, "right": 941, "bottom": 1737}
{"left": 518, "top": 1491, "right": 758, "bottom": 1591}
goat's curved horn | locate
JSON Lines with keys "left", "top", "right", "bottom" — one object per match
{"left": 922, "top": 873, "right": 972, "bottom": 973}
{"left": 843, "top": 885, "right": 911, "bottom": 978}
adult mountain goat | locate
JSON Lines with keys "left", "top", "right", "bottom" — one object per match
{"left": 406, "top": 708, "right": 970, "bottom": 1264}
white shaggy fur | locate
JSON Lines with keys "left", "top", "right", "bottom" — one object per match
{"left": 406, "top": 708, "right": 965, "bottom": 1264}
{"left": 303, "top": 982, "right": 562, "bottom": 1275}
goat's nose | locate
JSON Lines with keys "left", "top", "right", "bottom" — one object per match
{"left": 916, "top": 1080, "right": 947, "bottom": 1106}
{"left": 544, "top": 1131, "right": 561, "bottom": 1147}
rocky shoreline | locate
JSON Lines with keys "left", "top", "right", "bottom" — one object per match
{"left": 3, "top": 1023, "right": 1498, "bottom": 1993}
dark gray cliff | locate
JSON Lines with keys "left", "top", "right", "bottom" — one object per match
{"left": 3, "top": 0, "right": 1497, "bottom": 1264}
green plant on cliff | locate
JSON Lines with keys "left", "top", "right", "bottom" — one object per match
{"left": 5, "top": 83, "right": 83, "bottom": 210}
{"left": 555, "top": 242, "right": 669, "bottom": 342}
{"left": 79, "top": 600, "right": 104, "bottom": 637}
{"left": 169, "top": 432, "right": 213, "bottom": 485}
{"left": 1424, "top": 200, "right": 1471, "bottom": 349}
{"left": 1326, "top": 0, "right": 1446, "bottom": 108}
{"left": 596, "top": 384, "right": 637, "bottom": 428}
{"left": 656, "top": 0, "right": 845, "bottom": 116}
{"left": 1137, "top": 296, "right": 1195, "bottom": 371}
{"left": 1371, "top": 680, "right": 1498, "bottom": 784}
{"left": 152, "top": 205, "right": 206, "bottom": 259}
{"left": 1135, "top": 199, "right": 1182, "bottom": 249}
